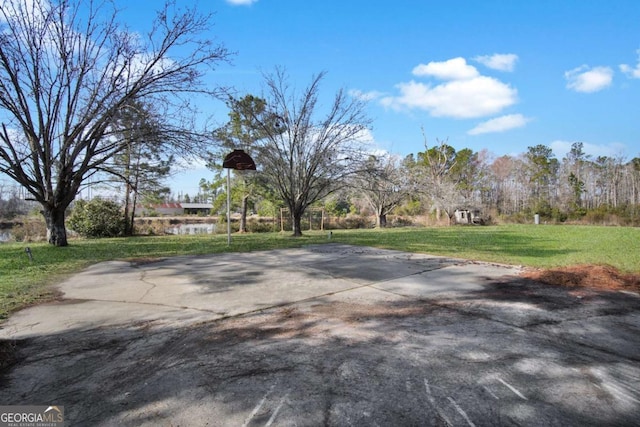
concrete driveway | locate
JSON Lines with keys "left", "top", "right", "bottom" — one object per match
{"left": 1, "top": 244, "right": 639, "bottom": 426}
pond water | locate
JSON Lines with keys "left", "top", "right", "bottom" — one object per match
{"left": 165, "top": 223, "right": 217, "bottom": 235}
{"left": 0, "top": 223, "right": 219, "bottom": 241}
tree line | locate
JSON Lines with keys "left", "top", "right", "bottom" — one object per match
{"left": 203, "top": 130, "right": 640, "bottom": 229}
{"left": 398, "top": 141, "right": 640, "bottom": 224}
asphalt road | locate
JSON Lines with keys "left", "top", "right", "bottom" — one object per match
{"left": 1, "top": 244, "right": 639, "bottom": 426}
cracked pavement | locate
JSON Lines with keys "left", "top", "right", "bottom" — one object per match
{"left": 1, "top": 244, "right": 639, "bottom": 426}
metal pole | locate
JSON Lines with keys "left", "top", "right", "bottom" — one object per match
{"left": 226, "top": 168, "right": 231, "bottom": 245}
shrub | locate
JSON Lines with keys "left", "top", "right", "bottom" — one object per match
{"left": 326, "top": 214, "right": 373, "bottom": 230}
{"left": 247, "top": 218, "right": 277, "bottom": 233}
{"left": 10, "top": 218, "right": 47, "bottom": 242}
{"left": 388, "top": 215, "right": 415, "bottom": 227}
{"left": 215, "top": 215, "right": 239, "bottom": 234}
{"left": 67, "top": 198, "right": 127, "bottom": 238}
{"left": 394, "top": 199, "right": 423, "bottom": 216}
{"left": 133, "top": 218, "right": 171, "bottom": 235}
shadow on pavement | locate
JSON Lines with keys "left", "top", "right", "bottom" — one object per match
{"left": 1, "top": 280, "right": 639, "bottom": 426}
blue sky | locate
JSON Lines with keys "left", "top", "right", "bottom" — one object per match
{"left": 121, "top": 0, "right": 640, "bottom": 196}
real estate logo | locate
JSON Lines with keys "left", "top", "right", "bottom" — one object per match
{"left": 0, "top": 405, "right": 64, "bottom": 427}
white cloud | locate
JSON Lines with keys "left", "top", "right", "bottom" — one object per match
{"left": 474, "top": 53, "right": 518, "bottom": 72}
{"left": 381, "top": 57, "right": 518, "bottom": 119}
{"left": 620, "top": 49, "right": 640, "bottom": 78}
{"left": 550, "top": 140, "right": 628, "bottom": 159}
{"left": 412, "top": 57, "right": 479, "bottom": 80}
{"left": 349, "top": 127, "right": 375, "bottom": 144}
{"left": 0, "top": 0, "right": 41, "bottom": 22}
{"left": 564, "top": 65, "right": 613, "bottom": 93}
{"left": 468, "top": 114, "right": 530, "bottom": 135}
{"left": 619, "top": 64, "right": 640, "bottom": 78}
{"left": 348, "top": 89, "right": 385, "bottom": 101}
{"left": 225, "top": 0, "right": 258, "bottom": 5}
{"left": 381, "top": 76, "right": 517, "bottom": 119}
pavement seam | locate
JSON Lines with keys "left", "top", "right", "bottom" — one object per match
{"left": 136, "top": 270, "right": 157, "bottom": 303}
{"left": 57, "top": 298, "right": 226, "bottom": 315}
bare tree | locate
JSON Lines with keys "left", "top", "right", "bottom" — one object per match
{"left": 252, "top": 69, "right": 371, "bottom": 236}
{"left": 0, "top": 0, "right": 230, "bottom": 245}
{"left": 488, "top": 155, "right": 517, "bottom": 215}
{"left": 355, "top": 154, "right": 408, "bottom": 228}
{"left": 416, "top": 134, "right": 461, "bottom": 222}
{"left": 630, "top": 157, "right": 640, "bottom": 209}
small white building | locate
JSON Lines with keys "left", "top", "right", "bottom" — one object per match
{"left": 138, "top": 203, "right": 213, "bottom": 216}
{"left": 180, "top": 203, "right": 213, "bottom": 215}
{"left": 453, "top": 208, "right": 484, "bottom": 225}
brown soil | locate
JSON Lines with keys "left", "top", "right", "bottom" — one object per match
{"left": 522, "top": 264, "right": 640, "bottom": 294}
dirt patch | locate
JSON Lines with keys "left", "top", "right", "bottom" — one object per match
{"left": 522, "top": 264, "right": 640, "bottom": 294}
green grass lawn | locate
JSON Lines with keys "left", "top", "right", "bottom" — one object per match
{"left": 1, "top": 224, "right": 638, "bottom": 321}
{"left": 333, "top": 224, "right": 640, "bottom": 272}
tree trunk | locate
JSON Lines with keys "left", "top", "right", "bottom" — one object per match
{"left": 239, "top": 194, "right": 249, "bottom": 233}
{"left": 129, "top": 189, "right": 138, "bottom": 236}
{"left": 123, "top": 144, "right": 133, "bottom": 235}
{"left": 42, "top": 205, "right": 68, "bottom": 246}
{"left": 123, "top": 182, "right": 135, "bottom": 236}
{"left": 291, "top": 211, "right": 303, "bottom": 237}
{"left": 377, "top": 213, "right": 387, "bottom": 228}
